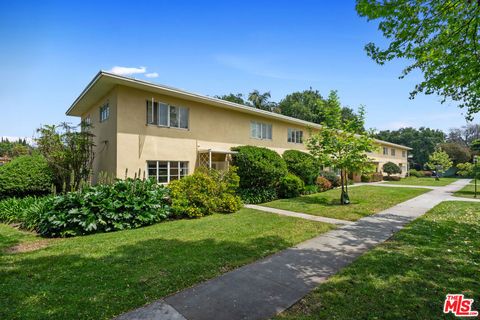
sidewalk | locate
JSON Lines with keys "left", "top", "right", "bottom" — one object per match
{"left": 115, "top": 179, "right": 473, "bottom": 320}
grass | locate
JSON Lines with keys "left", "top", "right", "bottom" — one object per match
{"left": 262, "top": 186, "right": 429, "bottom": 221}
{"left": 277, "top": 201, "right": 480, "bottom": 320}
{"left": 382, "top": 176, "right": 459, "bottom": 186}
{"left": 0, "top": 208, "right": 333, "bottom": 320}
{"left": 453, "top": 182, "right": 478, "bottom": 199}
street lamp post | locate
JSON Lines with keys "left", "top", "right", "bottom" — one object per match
{"left": 474, "top": 156, "right": 478, "bottom": 198}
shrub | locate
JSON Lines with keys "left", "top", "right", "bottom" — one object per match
{"left": 361, "top": 174, "right": 372, "bottom": 182}
{"left": 421, "top": 170, "right": 433, "bottom": 177}
{"left": 303, "top": 185, "right": 319, "bottom": 195}
{"left": 37, "top": 178, "right": 170, "bottom": 237}
{"left": 456, "top": 162, "right": 476, "bottom": 178}
{"left": 231, "top": 146, "right": 288, "bottom": 189}
{"left": 237, "top": 188, "right": 277, "bottom": 204}
{"left": 169, "top": 167, "right": 242, "bottom": 218}
{"left": 315, "top": 176, "right": 332, "bottom": 192}
{"left": 282, "top": 150, "right": 319, "bottom": 185}
{"left": 371, "top": 172, "right": 384, "bottom": 182}
{"left": 319, "top": 170, "right": 340, "bottom": 187}
{"left": 0, "top": 154, "right": 53, "bottom": 198}
{"left": 408, "top": 169, "right": 424, "bottom": 177}
{"left": 383, "top": 176, "right": 401, "bottom": 181}
{"left": 382, "top": 162, "right": 402, "bottom": 176}
{"left": 0, "top": 196, "right": 51, "bottom": 231}
{"left": 278, "top": 174, "right": 304, "bottom": 198}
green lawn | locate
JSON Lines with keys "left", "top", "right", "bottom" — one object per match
{"left": 277, "top": 201, "right": 480, "bottom": 320}
{"left": 381, "top": 176, "right": 459, "bottom": 186}
{"left": 0, "top": 208, "right": 332, "bottom": 320}
{"left": 262, "top": 186, "right": 429, "bottom": 221}
{"left": 453, "top": 182, "right": 479, "bottom": 199}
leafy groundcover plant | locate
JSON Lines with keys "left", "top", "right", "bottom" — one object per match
{"left": 37, "top": 178, "right": 170, "bottom": 237}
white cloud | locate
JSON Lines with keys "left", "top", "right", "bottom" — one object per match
{"left": 145, "top": 72, "right": 159, "bottom": 78}
{"left": 108, "top": 66, "right": 147, "bottom": 76}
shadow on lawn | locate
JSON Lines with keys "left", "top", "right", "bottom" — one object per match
{"left": 280, "top": 216, "right": 480, "bottom": 320}
{"left": 0, "top": 235, "right": 292, "bottom": 320}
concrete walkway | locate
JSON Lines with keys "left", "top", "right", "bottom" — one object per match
{"left": 352, "top": 182, "right": 439, "bottom": 189}
{"left": 244, "top": 204, "right": 352, "bottom": 225}
{"left": 115, "top": 179, "right": 473, "bottom": 320}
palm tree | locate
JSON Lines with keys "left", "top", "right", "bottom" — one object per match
{"left": 247, "top": 90, "right": 277, "bottom": 112}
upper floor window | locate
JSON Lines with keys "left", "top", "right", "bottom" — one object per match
{"left": 84, "top": 115, "right": 91, "bottom": 125}
{"left": 383, "top": 147, "right": 388, "bottom": 155}
{"left": 250, "top": 121, "right": 272, "bottom": 140}
{"left": 391, "top": 148, "right": 396, "bottom": 156}
{"left": 99, "top": 103, "right": 109, "bottom": 122}
{"left": 288, "top": 128, "right": 303, "bottom": 144}
{"left": 147, "top": 160, "right": 188, "bottom": 183}
{"left": 146, "top": 100, "right": 189, "bottom": 129}
{"left": 402, "top": 150, "right": 406, "bottom": 157}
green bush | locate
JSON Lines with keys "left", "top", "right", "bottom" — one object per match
{"left": 282, "top": 150, "right": 319, "bottom": 185}
{"left": 383, "top": 175, "right": 401, "bottom": 181}
{"left": 421, "top": 170, "right": 433, "bottom": 177}
{"left": 408, "top": 169, "right": 424, "bottom": 177}
{"left": 361, "top": 174, "right": 372, "bottom": 182}
{"left": 169, "top": 167, "right": 242, "bottom": 218}
{"left": 37, "top": 178, "right": 170, "bottom": 237}
{"left": 231, "top": 146, "right": 288, "bottom": 189}
{"left": 278, "top": 173, "right": 305, "bottom": 198}
{"left": 237, "top": 188, "right": 277, "bottom": 204}
{"left": 319, "top": 171, "right": 340, "bottom": 187}
{"left": 0, "top": 154, "right": 53, "bottom": 198}
{"left": 456, "top": 162, "right": 477, "bottom": 178}
{"left": 316, "top": 176, "right": 332, "bottom": 191}
{"left": 0, "top": 196, "right": 51, "bottom": 231}
{"left": 382, "top": 162, "right": 402, "bottom": 176}
{"left": 303, "top": 185, "right": 319, "bottom": 195}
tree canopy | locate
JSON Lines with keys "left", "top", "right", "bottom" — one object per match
{"left": 356, "top": 0, "right": 480, "bottom": 119}
{"left": 426, "top": 149, "right": 453, "bottom": 174}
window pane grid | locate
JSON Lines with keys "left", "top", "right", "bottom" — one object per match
{"left": 146, "top": 100, "right": 188, "bottom": 129}
{"left": 147, "top": 161, "right": 188, "bottom": 183}
{"left": 288, "top": 128, "right": 303, "bottom": 144}
{"left": 250, "top": 121, "right": 272, "bottom": 140}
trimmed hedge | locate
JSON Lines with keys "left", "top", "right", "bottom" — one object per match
{"left": 361, "top": 172, "right": 383, "bottom": 182}
{"left": 408, "top": 169, "right": 424, "bottom": 177}
{"left": 383, "top": 175, "right": 401, "bottom": 181}
{"left": 282, "top": 150, "right": 319, "bottom": 185}
{"left": 237, "top": 188, "right": 278, "bottom": 204}
{"left": 169, "top": 167, "right": 242, "bottom": 218}
{"left": 0, "top": 154, "right": 53, "bottom": 198}
{"left": 278, "top": 173, "right": 304, "bottom": 198}
{"left": 231, "top": 146, "right": 288, "bottom": 189}
{"left": 383, "top": 162, "right": 402, "bottom": 176}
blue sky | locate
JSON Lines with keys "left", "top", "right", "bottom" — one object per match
{"left": 0, "top": 0, "right": 474, "bottom": 139}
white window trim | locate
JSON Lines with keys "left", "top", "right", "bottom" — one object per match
{"left": 288, "top": 128, "right": 303, "bottom": 144}
{"left": 146, "top": 99, "right": 189, "bottom": 130}
{"left": 250, "top": 121, "right": 272, "bottom": 140}
{"left": 99, "top": 103, "right": 110, "bottom": 123}
{"left": 147, "top": 160, "right": 189, "bottom": 184}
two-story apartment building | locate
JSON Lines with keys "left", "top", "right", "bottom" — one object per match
{"left": 66, "top": 71, "right": 411, "bottom": 183}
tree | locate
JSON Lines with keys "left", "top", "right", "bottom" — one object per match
{"left": 375, "top": 127, "right": 445, "bottom": 169}
{"left": 383, "top": 161, "right": 401, "bottom": 176}
{"left": 356, "top": 0, "right": 480, "bottom": 119}
{"left": 214, "top": 93, "right": 246, "bottom": 105}
{"left": 247, "top": 90, "right": 277, "bottom": 111}
{"left": 472, "top": 139, "right": 480, "bottom": 153}
{"left": 425, "top": 149, "right": 453, "bottom": 179}
{"left": 307, "top": 100, "right": 375, "bottom": 204}
{"left": 36, "top": 122, "right": 95, "bottom": 192}
{"left": 439, "top": 142, "right": 471, "bottom": 165}
{"left": 447, "top": 124, "right": 480, "bottom": 147}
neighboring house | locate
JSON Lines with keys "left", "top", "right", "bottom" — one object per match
{"left": 66, "top": 71, "right": 411, "bottom": 183}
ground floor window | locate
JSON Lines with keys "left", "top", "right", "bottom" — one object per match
{"left": 147, "top": 161, "right": 188, "bottom": 183}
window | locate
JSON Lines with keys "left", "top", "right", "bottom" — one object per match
{"left": 250, "top": 121, "right": 272, "bottom": 140}
{"left": 146, "top": 100, "right": 189, "bottom": 129}
{"left": 402, "top": 150, "right": 406, "bottom": 157}
{"left": 391, "top": 148, "right": 396, "bottom": 156}
{"left": 147, "top": 161, "right": 188, "bottom": 183}
{"left": 383, "top": 147, "right": 388, "bottom": 155}
{"left": 288, "top": 128, "right": 303, "bottom": 143}
{"left": 99, "top": 103, "right": 109, "bottom": 122}
{"left": 84, "top": 115, "right": 91, "bottom": 125}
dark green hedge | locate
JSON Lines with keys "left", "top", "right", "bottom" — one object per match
{"left": 282, "top": 150, "right": 319, "bottom": 185}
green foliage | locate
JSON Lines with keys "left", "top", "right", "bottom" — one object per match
{"left": 0, "top": 196, "right": 51, "bottom": 231}
{"left": 214, "top": 93, "right": 247, "bottom": 105}
{"left": 37, "top": 178, "right": 170, "bottom": 237}
{"left": 315, "top": 176, "right": 332, "bottom": 192}
{"left": 408, "top": 169, "right": 424, "bottom": 178}
{"left": 319, "top": 170, "right": 340, "bottom": 187}
{"left": 456, "top": 162, "right": 479, "bottom": 178}
{"left": 425, "top": 149, "right": 453, "bottom": 174}
{"left": 356, "top": 0, "right": 480, "bottom": 119}
{"left": 471, "top": 139, "right": 480, "bottom": 152}
{"left": 36, "top": 122, "right": 95, "bottom": 192}
{"left": 231, "top": 145, "right": 288, "bottom": 190}
{"left": 0, "top": 154, "right": 53, "bottom": 198}
{"left": 278, "top": 174, "right": 305, "bottom": 198}
{"left": 247, "top": 90, "right": 278, "bottom": 112}
{"left": 303, "top": 185, "right": 319, "bottom": 195}
{"left": 383, "top": 175, "right": 401, "bottom": 181}
{"left": 439, "top": 142, "right": 471, "bottom": 165}
{"left": 0, "top": 137, "right": 31, "bottom": 158}
{"left": 237, "top": 188, "right": 278, "bottom": 204}
{"left": 382, "top": 161, "right": 402, "bottom": 176}
{"left": 375, "top": 127, "right": 445, "bottom": 168}
{"left": 282, "top": 150, "right": 319, "bottom": 185}
{"left": 169, "top": 167, "right": 242, "bottom": 218}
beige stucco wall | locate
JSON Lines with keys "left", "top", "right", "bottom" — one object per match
{"left": 368, "top": 146, "right": 409, "bottom": 177}
{"left": 82, "top": 84, "right": 410, "bottom": 180}
{"left": 80, "top": 88, "right": 118, "bottom": 182}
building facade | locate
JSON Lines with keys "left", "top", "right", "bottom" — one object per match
{"left": 67, "top": 71, "right": 411, "bottom": 183}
